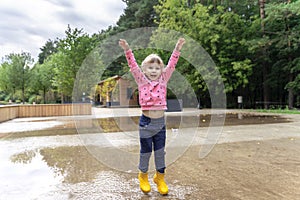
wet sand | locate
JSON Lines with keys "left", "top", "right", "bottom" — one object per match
{"left": 0, "top": 109, "right": 299, "bottom": 199}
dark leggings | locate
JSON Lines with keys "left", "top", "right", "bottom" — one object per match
{"left": 139, "top": 114, "right": 166, "bottom": 173}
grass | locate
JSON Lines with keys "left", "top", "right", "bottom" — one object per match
{"left": 254, "top": 108, "right": 300, "bottom": 114}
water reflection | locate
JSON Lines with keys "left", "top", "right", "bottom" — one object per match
{"left": 9, "top": 146, "right": 108, "bottom": 184}
{"left": 1, "top": 113, "right": 290, "bottom": 140}
{"left": 3, "top": 145, "right": 196, "bottom": 199}
{"left": 40, "top": 146, "right": 109, "bottom": 184}
{"left": 0, "top": 150, "right": 63, "bottom": 200}
{"left": 10, "top": 150, "right": 36, "bottom": 164}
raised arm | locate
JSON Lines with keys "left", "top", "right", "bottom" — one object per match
{"left": 119, "top": 39, "right": 146, "bottom": 85}
{"left": 168, "top": 37, "right": 186, "bottom": 68}
{"left": 118, "top": 39, "right": 137, "bottom": 69}
{"left": 163, "top": 38, "right": 186, "bottom": 82}
{"left": 119, "top": 39, "right": 130, "bottom": 51}
{"left": 175, "top": 38, "right": 185, "bottom": 52}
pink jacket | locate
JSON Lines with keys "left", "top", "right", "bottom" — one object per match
{"left": 125, "top": 49, "right": 180, "bottom": 110}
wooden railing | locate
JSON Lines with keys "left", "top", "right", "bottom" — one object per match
{"left": 0, "top": 104, "right": 92, "bottom": 122}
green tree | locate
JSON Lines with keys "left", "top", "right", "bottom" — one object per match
{"left": 38, "top": 39, "right": 58, "bottom": 64}
{"left": 264, "top": 0, "right": 300, "bottom": 108}
{"left": 48, "top": 52, "right": 69, "bottom": 103}
{"left": 154, "top": 0, "right": 253, "bottom": 107}
{"left": 1, "top": 52, "right": 33, "bottom": 103}
{"left": 30, "top": 61, "right": 56, "bottom": 103}
{"left": 0, "top": 62, "right": 8, "bottom": 91}
{"left": 53, "top": 25, "right": 97, "bottom": 103}
{"left": 0, "top": 62, "right": 10, "bottom": 101}
{"left": 249, "top": 0, "right": 300, "bottom": 108}
{"left": 95, "top": 0, "right": 162, "bottom": 83}
{"left": 118, "top": 0, "right": 160, "bottom": 29}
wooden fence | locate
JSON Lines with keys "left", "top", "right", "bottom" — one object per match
{"left": 0, "top": 104, "right": 92, "bottom": 122}
{"left": 0, "top": 105, "right": 19, "bottom": 123}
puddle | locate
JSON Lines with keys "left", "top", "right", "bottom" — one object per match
{"left": 1, "top": 113, "right": 291, "bottom": 139}
{"left": 0, "top": 149, "right": 63, "bottom": 200}
{"left": 90, "top": 113, "right": 290, "bottom": 131}
{"left": 1, "top": 145, "right": 196, "bottom": 200}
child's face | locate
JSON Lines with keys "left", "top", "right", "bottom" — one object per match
{"left": 143, "top": 63, "right": 162, "bottom": 81}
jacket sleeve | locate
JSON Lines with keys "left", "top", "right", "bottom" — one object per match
{"left": 162, "top": 50, "right": 180, "bottom": 82}
{"left": 125, "top": 49, "right": 146, "bottom": 85}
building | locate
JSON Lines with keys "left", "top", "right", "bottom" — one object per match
{"left": 96, "top": 75, "right": 139, "bottom": 107}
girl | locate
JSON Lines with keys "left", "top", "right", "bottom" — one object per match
{"left": 119, "top": 38, "right": 185, "bottom": 195}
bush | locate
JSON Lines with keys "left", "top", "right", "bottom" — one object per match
{"left": 28, "top": 95, "right": 42, "bottom": 104}
{"left": 0, "top": 101, "right": 9, "bottom": 105}
{"left": 4, "top": 94, "right": 12, "bottom": 102}
{"left": 0, "top": 91, "right": 7, "bottom": 101}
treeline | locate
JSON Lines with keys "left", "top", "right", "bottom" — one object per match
{"left": 0, "top": 0, "right": 299, "bottom": 108}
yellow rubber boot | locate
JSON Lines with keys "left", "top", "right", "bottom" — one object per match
{"left": 138, "top": 172, "right": 151, "bottom": 193}
{"left": 153, "top": 171, "right": 168, "bottom": 195}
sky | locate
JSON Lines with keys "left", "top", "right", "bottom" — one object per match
{"left": 0, "top": 0, "right": 126, "bottom": 62}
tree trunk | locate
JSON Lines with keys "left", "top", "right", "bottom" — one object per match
{"left": 22, "top": 87, "right": 25, "bottom": 104}
{"left": 259, "top": 0, "right": 269, "bottom": 109}
{"left": 12, "top": 87, "right": 15, "bottom": 102}
{"left": 287, "top": 0, "right": 294, "bottom": 108}
{"left": 288, "top": 74, "right": 294, "bottom": 109}
{"left": 22, "top": 64, "right": 25, "bottom": 104}
{"left": 61, "top": 93, "right": 64, "bottom": 104}
{"left": 43, "top": 87, "right": 46, "bottom": 104}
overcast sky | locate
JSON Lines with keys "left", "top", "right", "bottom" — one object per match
{"left": 0, "top": 0, "right": 126, "bottom": 62}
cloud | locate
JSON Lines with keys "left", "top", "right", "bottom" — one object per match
{"left": 0, "top": 0, "right": 126, "bottom": 62}
{"left": 44, "top": 0, "right": 74, "bottom": 8}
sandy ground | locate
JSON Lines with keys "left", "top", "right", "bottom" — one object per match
{"left": 0, "top": 109, "right": 299, "bottom": 200}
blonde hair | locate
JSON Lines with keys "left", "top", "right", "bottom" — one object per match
{"left": 141, "top": 54, "right": 164, "bottom": 71}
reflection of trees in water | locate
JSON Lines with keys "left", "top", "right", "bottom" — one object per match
{"left": 10, "top": 150, "right": 36, "bottom": 164}
{"left": 96, "top": 117, "right": 139, "bottom": 133}
{"left": 10, "top": 146, "right": 109, "bottom": 184}
{"left": 39, "top": 146, "right": 108, "bottom": 183}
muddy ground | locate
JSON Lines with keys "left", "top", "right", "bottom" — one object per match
{"left": 5, "top": 138, "right": 299, "bottom": 200}
{"left": 166, "top": 138, "right": 300, "bottom": 200}
{"left": 0, "top": 109, "right": 300, "bottom": 200}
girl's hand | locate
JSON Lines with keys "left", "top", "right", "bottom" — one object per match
{"left": 175, "top": 38, "right": 185, "bottom": 51}
{"left": 119, "top": 39, "right": 130, "bottom": 51}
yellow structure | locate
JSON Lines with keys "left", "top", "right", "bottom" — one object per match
{"left": 97, "top": 75, "right": 138, "bottom": 107}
